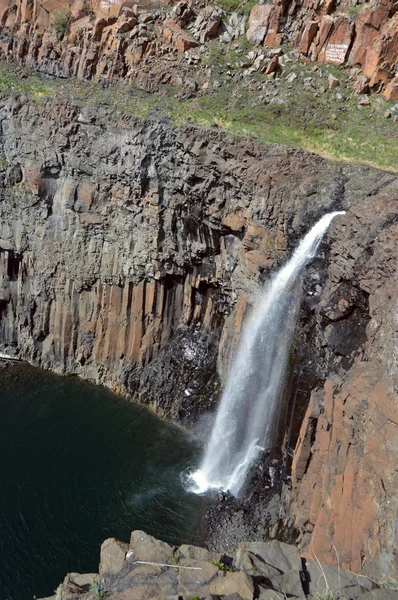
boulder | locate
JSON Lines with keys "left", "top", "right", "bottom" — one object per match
{"left": 100, "top": 537, "right": 129, "bottom": 576}
{"left": 237, "top": 540, "right": 302, "bottom": 574}
{"left": 306, "top": 559, "right": 377, "bottom": 598}
{"left": 328, "top": 74, "right": 339, "bottom": 89}
{"left": 353, "top": 74, "right": 370, "bottom": 95}
{"left": 271, "top": 571, "right": 305, "bottom": 598}
{"left": 177, "top": 544, "right": 221, "bottom": 562}
{"left": 163, "top": 19, "right": 199, "bottom": 53}
{"left": 178, "top": 559, "right": 219, "bottom": 594}
{"left": 208, "top": 571, "right": 255, "bottom": 599}
{"left": 128, "top": 530, "right": 174, "bottom": 563}
{"left": 312, "top": 15, "right": 352, "bottom": 64}
{"left": 384, "top": 77, "right": 398, "bottom": 101}
{"left": 192, "top": 6, "right": 222, "bottom": 42}
{"left": 67, "top": 573, "right": 97, "bottom": 590}
{"left": 264, "top": 56, "right": 279, "bottom": 75}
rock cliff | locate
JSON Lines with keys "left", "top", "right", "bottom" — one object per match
{"left": 0, "top": 0, "right": 397, "bottom": 98}
{"left": 0, "top": 95, "right": 353, "bottom": 422}
{"left": 1, "top": 94, "right": 397, "bottom": 580}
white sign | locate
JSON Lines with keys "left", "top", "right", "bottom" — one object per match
{"left": 325, "top": 43, "right": 348, "bottom": 64}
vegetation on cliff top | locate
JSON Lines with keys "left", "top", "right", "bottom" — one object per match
{"left": 0, "top": 60, "right": 396, "bottom": 174}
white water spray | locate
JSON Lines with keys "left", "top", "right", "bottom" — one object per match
{"left": 190, "top": 211, "right": 345, "bottom": 497}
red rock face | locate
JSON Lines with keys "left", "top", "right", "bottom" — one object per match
{"left": 0, "top": 0, "right": 396, "bottom": 92}
{"left": 312, "top": 15, "right": 353, "bottom": 64}
{"left": 246, "top": 4, "right": 273, "bottom": 43}
{"left": 244, "top": 0, "right": 396, "bottom": 89}
{"left": 290, "top": 197, "right": 398, "bottom": 579}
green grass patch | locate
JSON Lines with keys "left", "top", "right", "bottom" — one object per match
{"left": 0, "top": 60, "right": 396, "bottom": 174}
{"left": 0, "top": 64, "right": 59, "bottom": 100}
{"left": 212, "top": 0, "right": 258, "bottom": 14}
{"left": 210, "top": 559, "right": 232, "bottom": 572}
{"left": 379, "top": 579, "right": 398, "bottom": 589}
{"left": 170, "top": 91, "right": 398, "bottom": 173}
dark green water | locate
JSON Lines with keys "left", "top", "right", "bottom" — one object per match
{"left": 0, "top": 364, "right": 205, "bottom": 600}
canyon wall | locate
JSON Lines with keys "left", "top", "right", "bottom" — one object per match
{"left": 0, "top": 96, "right": 349, "bottom": 420}
{"left": 0, "top": 96, "right": 397, "bottom": 578}
{"left": 0, "top": 0, "right": 397, "bottom": 98}
{"left": 289, "top": 194, "right": 398, "bottom": 580}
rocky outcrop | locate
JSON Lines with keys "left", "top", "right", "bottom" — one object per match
{"left": 246, "top": 0, "right": 398, "bottom": 93}
{"left": 0, "top": 93, "right": 397, "bottom": 580}
{"left": 288, "top": 194, "right": 398, "bottom": 580}
{"left": 40, "top": 529, "right": 384, "bottom": 600}
{"left": 0, "top": 0, "right": 396, "bottom": 96}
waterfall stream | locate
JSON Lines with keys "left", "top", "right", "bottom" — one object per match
{"left": 190, "top": 211, "right": 345, "bottom": 497}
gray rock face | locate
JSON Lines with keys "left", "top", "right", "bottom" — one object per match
{"left": 0, "top": 95, "right": 355, "bottom": 425}
{"left": 40, "top": 532, "right": 381, "bottom": 600}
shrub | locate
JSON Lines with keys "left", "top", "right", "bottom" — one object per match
{"left": 89, "top": 579, "right": 106, "bottom": 599}
{"left": 210, "top": 559, "right": 232, "bottom": 572}
{"left": 52, "top": 10, "right": 70, "bottom": 37}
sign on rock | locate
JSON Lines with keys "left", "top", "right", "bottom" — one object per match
{"left": 325, "top": 43, "right": 348, "bottom": 64}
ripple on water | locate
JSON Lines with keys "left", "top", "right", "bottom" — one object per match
{"left": 0, "top": 364, "right": 206, "bottom": 600}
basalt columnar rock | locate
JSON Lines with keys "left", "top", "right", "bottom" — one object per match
{"left": 39, "top": 530, "right": 385, "bottom": 600}
{"left": 0, "top": 0, "right": 396, "bottom": 96}
{"left": 0, "top": 95, "right": 353, "bottom": 422}
{"left": 0, "top": 93, "right": 397, "bottom": 581}
{"left": 288, "top": 195, "right": 398, "bottom": 580}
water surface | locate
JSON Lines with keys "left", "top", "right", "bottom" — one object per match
{"left": 0, "top": 364, "right": 205, "bottom": 600}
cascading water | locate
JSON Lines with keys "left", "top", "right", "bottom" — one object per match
{"left": 189, "top": 211, "right": 345, "bottom": 497}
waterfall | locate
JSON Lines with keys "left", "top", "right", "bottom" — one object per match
{"left": 189, "top": 211, "right": 345, "bottom": 497}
